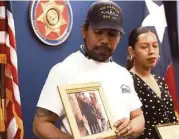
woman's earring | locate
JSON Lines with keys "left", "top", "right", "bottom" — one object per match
{"left": 158, "top": 55, "right": 160, "bottom": 62}
{"left": 127, "top": 55, "right": 133, "bottom": 61}
{"left": 127, "top": 55, "right": 130, "bottom": 60}
{"left": 130, "top": 56, "right": 133, "bottom": 61}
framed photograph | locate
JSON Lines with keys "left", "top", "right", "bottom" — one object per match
{"left": 155, "top": 123, "right": 179, "bottom": 139}
{"left": 57, "top": 82, "right": 116, "bottom": 139}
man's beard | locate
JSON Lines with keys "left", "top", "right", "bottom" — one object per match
{"left": 86, "top": 45, "right": 113, "bottom": 62}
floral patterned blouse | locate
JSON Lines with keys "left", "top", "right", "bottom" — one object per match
{"left": 131, "top": 72, "right": 178, "bottom": 139}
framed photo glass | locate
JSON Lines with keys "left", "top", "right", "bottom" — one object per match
{"left": 155, "top": 123, "right": 179, "bottom": 139}
{"left": 58, "top": 82, "right": 116, "bottom": 139}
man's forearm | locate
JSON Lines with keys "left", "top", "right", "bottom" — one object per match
{"left": 130, "top": 114, "right": 145, "bottom": 138}
{"left": 34, "top": 122, "right": 73, "bottom": 139}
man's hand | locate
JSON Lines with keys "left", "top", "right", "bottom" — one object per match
{"left": 113, "top": 108, "right": 145, "bottom": 138}
{"left": 114, "top": 117, "right": 133, "bottom": 137}
{"left": 96, "top": 118, "right": 134, "bottom": 139}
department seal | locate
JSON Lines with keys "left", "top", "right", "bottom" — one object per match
{"left": 30, "top": 0, "right": 73, "bottom": 46}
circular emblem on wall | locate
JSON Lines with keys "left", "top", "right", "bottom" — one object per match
{"left": 30, "top": 0, "right": 73, "bottom": 46}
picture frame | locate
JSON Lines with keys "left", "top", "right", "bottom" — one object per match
{"left": 155, "top": 123, "right": 179, "bottom": 139}
{"left": 57, "top": 82, "right": 116, "bottom": 139}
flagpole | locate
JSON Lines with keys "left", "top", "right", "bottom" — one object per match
{"left": 0, "top": 54, "right": 7, "bottom": 139}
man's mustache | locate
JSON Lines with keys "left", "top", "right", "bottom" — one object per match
{"left": 94, "top": 45, "right": 112, "bottom": 52}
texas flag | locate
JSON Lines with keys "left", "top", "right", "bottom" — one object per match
{"left": 142, "top": 0, "right": 179, "bottom": 116}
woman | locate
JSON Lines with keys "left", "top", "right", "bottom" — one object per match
{"left": 127, "top": 26, "right": 178, "bottom": 139}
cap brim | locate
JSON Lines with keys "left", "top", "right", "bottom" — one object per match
{"left": 90, "top": 22, "right": 125, "bottom": 34}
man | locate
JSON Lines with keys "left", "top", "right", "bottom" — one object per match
{"left": 33, "top": 0, "right": 145, "bottom": 139}
{"left": 77, "top": 93, "right": 101, "bottom": 135}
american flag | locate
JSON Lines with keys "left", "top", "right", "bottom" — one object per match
{"left": 142, "top": 0, "right": 179, "bottom": 116}
{"left": 0, "top": 1, "right": 23, "bottom": 139}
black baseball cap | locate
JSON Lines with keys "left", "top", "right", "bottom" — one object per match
{"left": 86, "top": 0, "right": 124, "bottom": 34}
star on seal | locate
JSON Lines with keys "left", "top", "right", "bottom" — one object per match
{"left": 30, "top": 0, "right": 73, "bottom": 46}
{"left": 37, "top": 0, "right": 67, "bottom": 36}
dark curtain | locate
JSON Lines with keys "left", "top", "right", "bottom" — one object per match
{"left": 163, "top": 1, "right": 179, "bottom": 58}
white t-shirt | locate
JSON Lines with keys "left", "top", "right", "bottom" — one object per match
{"left": 37, "top": 51, "right": 142, "bottom": 134}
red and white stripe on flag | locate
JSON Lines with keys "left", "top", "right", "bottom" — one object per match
{"left": 0, "top": 1, "right": 23, "bottom": 139}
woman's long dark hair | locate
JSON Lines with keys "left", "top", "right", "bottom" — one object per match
{"left": 126, "top": 27, "right": 154, "bottom": 70}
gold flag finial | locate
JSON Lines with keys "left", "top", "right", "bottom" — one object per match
{"left": 0, "top": 54, "right": 7, "bottom": 64}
